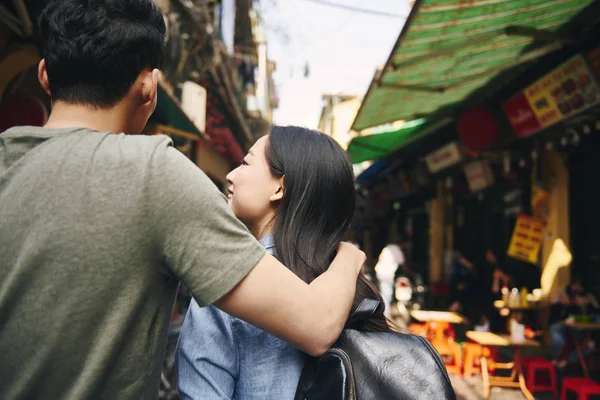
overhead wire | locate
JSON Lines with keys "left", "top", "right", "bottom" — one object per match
{"left": 298, "top": 0, "right": 406, "bottom": 19}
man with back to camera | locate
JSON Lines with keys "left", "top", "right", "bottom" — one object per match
{"left": 0, "top": 1, "right": 365, "bottom": 398}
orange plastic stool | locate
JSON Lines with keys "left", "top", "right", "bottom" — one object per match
{"left": 463, "top": 342, "right": 482, "bottom": 378}
{"left": 408, "top": 323, "right": 427, "bottom": 337}
{"left": 440, "top": 340, "right": 463, "bottom": 377}
{"left": 521, "top": 357, "right": 557, "bottom": 397}
{"left": 463, "top": 343, "right": 498, "bottom": 377}
{"left": 561, "top": 377, "right": 600, "bottom": 400}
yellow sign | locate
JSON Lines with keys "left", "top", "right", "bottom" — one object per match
{"left": 524, "top": 55, "right": 600, "bottom": 129}
{"left": 508, "top": 215, "right": 546, "bottom": 264}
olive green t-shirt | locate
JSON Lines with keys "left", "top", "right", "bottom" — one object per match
{"left": 0, "top": 126, "right": 265, "bottom": 399}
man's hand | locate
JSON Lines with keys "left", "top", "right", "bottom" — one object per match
{"left": 215, "top": 242, "right": 364, "bottom": 356}
{"left": 337, "top": 241, "right": 366, "bottom": 275}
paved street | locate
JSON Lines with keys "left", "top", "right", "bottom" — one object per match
{"left": 390, "top": 312, "right": 564, "bottom": 399}
{"left": 450, "top": 374, "right": 558, "bottom": 400}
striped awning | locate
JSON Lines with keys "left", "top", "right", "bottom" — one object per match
{"left": 352, "top": 0, "right": 595, "bottom": 131}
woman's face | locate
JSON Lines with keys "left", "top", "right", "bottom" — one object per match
{"left": 226, "top": 136, "right": 283, "bottom": 233}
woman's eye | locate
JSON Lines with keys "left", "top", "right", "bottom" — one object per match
{"left": 242, "top": 160, "right": 248, "bottom": 166}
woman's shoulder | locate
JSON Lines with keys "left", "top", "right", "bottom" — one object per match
{"left": 186, "top": 300, "right": 236, "bottom": 328}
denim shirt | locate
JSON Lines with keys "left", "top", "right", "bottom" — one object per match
{"left": 176, "top": 235, "right": 305, "bottom": 400}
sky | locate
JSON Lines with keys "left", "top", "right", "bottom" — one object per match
{"left": 259, "top": 0, "right": 412, "bottom": 129}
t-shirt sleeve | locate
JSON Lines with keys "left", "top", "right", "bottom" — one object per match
{"left": 148, "top": 138, "right": 266, "bottom": 306}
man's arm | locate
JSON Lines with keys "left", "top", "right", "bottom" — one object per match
{"left": 215, "top": 243, "right": 364, "bottom": 356}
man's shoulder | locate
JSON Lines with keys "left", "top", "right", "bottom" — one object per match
{"left": 85, "top": 133, "right": 176, "bottom": 169}
{"left": 110, "top": 133, "right": 174, "bottom": 156}
{"left": 2, "top": 126, "right": 175, "bottom": 158}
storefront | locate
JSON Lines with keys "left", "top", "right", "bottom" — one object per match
{"left": 356, "top": 4, "right": 600, "bottom": 301}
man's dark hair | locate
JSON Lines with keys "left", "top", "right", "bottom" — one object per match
{"left": 38, "top": 0, "right": 166, "bottom": 107}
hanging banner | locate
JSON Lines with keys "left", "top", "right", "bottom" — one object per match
{"left": 503, "top": 54, "right": 600, "bottom": 138}
{"left": 507, "top": 214, "right": 546, "bottom": 264}
{"left": 181, "top": 81, "right": 207, "bottom": 133}
{"left": 464, "top": 160, "right": 494, "bottom": 192}
{"left": 425, "top": 142, "right": 462, "bottom": 173}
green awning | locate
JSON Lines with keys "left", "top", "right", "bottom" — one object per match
{"left": 151, "top": 83, "right": 203, "bottom": 138}
{"left": 352, "top": 0, "right": 594, "bottom": 131}
{"left": 347, "top": 119, "right": 428, "bottom": 163}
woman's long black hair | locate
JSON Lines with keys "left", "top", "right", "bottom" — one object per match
{"left": 266, "top": 125, "right": 391, "bottom": 332}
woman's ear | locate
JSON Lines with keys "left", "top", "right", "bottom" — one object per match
{"left": 270, "top": 176, "right": 285, "bottom": 202}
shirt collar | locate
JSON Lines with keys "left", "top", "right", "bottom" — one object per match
{"left": 259, "top": 234, "right": 276, "bottom": 254}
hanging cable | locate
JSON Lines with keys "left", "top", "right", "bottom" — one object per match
{"left": 298, "top": 0, "right": 406, "bottom": 18}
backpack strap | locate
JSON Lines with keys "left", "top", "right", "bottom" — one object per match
{"left": 347, "top": 298, "right": 381, "bottom": 325}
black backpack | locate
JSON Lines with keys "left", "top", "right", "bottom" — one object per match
{"left": 295, "top": 299, "right": 456, "bottom": 400}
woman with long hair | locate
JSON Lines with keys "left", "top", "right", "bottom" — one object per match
{"left": 176, "top": 126, "right": 389, "bottom": 399}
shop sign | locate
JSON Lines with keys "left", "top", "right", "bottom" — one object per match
{"left": 503, "top": 54, "right": 600, "bottom": 138}
{"left": 502, "top": 93, "right": 541, "bottom": 137}
{"left": 507, "top": 214, "right": 546, "bottom": 265}
{"left": 425, "top": 142, "right": 462, "bottom": 173}
{"left": 181, "top": 81, "right": 207, "bottom": 133}
{"left": 463, "top": 160, "right": 494, "bottom": 192}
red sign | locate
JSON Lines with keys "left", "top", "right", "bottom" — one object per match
{"left": 503, "top": 55, "right": 600, "bottom": 138}
{"left": 502, "top": 93, "right": 541, "bottom": 138}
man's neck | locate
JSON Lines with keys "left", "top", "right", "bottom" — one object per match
{"left": 44, "top": 101, "right": 132, "bottom": 134}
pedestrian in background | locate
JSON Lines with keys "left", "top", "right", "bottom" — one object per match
{"left": 375, "top": 239, "right": 408, "bottom": 318}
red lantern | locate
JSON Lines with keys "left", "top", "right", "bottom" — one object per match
{"left": 458, "top": 108, "right": 498, "bottom": 151}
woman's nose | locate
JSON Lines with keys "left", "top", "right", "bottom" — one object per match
{"left": 226, "top": 167, "right": 238, "bottom": 184}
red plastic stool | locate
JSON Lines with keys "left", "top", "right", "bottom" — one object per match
{"left": 521, "top": 357, "right": 557, "bottom": 396}
{"left": 521, "top": 356, "right": 548, "bottom": 366}
{"left": 561, "top": 377, "right": 600, "bottom": 400}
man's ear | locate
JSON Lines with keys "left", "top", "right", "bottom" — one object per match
{"left": 150, "top": 68, "right": 159, "bottom": 105}
{"left": 270, "top": 176, "right": 285, "bottom": 202}
{"left": 142, "top": 68, "right": 159, "bottom": 107}
{"left": 38, "top": 59, "right": 51, "bottom": 97}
